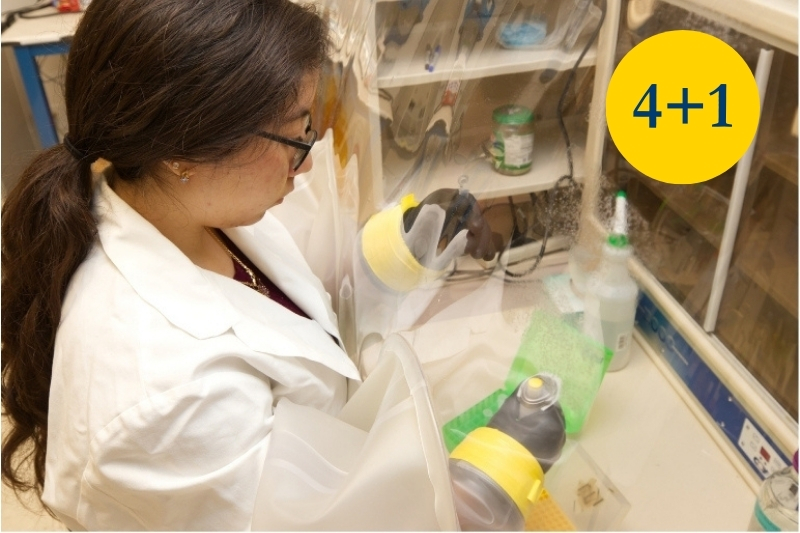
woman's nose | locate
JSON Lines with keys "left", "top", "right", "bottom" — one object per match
{"left": 291, "top": 152, "right": 313, "bottom": 176}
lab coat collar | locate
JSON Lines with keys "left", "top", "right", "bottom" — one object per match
{"left": 224, "top": 224, "right": 341, "bottom": 341}
{"left": 94, "top": 178, "right": 360, "bottom": 380}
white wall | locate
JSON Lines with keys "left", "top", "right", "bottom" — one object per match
{"left": 2, "top": 0, "right": 41, "bottom": 11}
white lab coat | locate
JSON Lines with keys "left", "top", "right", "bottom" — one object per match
{"left": 42, "top": 167, "right": 457, "bottom": 529}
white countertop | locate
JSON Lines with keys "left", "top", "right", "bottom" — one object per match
{"left": 1, "top": 8, "right": 81, "bottom": 46}
{"left": 576, "top": 336, "right": 756, "bottom": 530}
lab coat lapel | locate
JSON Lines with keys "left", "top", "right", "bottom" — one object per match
{"left": 219, "top": 220, "right": 361, "bottom": 380}
{"left": 203, "top": 271, "right": 360, "bottom": 380}
{"left": 224, "top": 218, "right": 340, "bottom": 341}
{"left": 96, "top": 179, "right": 239, "bottom": 339}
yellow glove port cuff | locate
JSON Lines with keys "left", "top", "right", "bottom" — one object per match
{"left": 361, "top": 201, "right": 444, "bottom": 293}
{"left": 450, "top": 427, "right": 545, "bottom": 515}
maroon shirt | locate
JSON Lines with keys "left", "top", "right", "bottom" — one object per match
{"left": 213, "top": 230, "right": 310, "bottom": 319}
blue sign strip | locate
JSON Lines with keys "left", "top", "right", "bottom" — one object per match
{"left": 635, "top": 292, "right": 789, "bottom": 481}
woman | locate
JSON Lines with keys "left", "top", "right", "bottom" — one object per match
{"left": 2, "top": 0, "right": 498, "bottom": 529}
{"left": 2, "top": 0, "right": 352, "bottom": 528}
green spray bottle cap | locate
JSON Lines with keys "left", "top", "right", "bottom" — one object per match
{"left": 607, "top": 191, "right": 629, "bottom": 248}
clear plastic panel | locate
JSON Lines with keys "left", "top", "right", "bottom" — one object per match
{"left": 600, "top": 0, "right": 798, "bottom": 418}
{"left": 277, "top": 0, "right": 797, "bottom": 528}
{"left": 715, "top": 50, "right": 798, "bottom": 418}
{"left": 306, "top": 0, "right": 604, "bottom": 409}
{"left": 304, "top": 3, "right": 612, "bottom": 524}
{"left": 310, "top": 0, "right": 599, "bottom": 215}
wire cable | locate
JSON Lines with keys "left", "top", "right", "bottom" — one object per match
{"left": 19, "top": 11, "right": 73, "bottom": 20}
{"left": 557, "top": 0, "right": 607, "bottom": 184}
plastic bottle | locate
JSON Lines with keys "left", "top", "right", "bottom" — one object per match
{"left": 582, "top": 191, "right": 639, "bottom": 372}
{"left": 748, "top": 451, "right": 799, "bottom": 531}
{"left": 449, "top": 374, "right": 567, "bottom": 531}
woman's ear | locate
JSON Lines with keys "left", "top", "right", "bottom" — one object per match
{"left": 163, "top": 160, "right": 181, "bottom": 176}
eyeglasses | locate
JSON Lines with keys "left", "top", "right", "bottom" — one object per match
{"left": 256, "top": 119, "right": 317, "bottom": 171}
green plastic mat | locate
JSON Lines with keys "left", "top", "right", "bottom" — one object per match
{"left": 442, "top": 388, "right": 509, "bottom": 452}
{"left": 510, "top": 310, "right": 611, "bottom": 434}
{"left": 443, "top": 310, "right": 612, "bottom": 450}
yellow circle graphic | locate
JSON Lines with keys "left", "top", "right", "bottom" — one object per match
{"left": 606, "top": 30, "right": 760, "bottom": 184}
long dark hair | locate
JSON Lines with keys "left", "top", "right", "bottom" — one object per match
{"left": 1, "top": 0, "right": 329, "bottom": 501}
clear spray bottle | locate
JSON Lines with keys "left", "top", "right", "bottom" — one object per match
{"left": 582, "top": 191, "right": 639, "bottom": 372}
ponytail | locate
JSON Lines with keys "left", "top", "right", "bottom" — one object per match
{"left": 1, "top": 144, "right": 97, "bottom": 498}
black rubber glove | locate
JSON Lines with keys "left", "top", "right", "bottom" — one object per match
{"left": 402, "top": 188, "right": 500, "bottom": 262}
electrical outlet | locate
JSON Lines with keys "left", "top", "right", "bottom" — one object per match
{"left": 738, "top": 418, "right": 789, "bottom": 478}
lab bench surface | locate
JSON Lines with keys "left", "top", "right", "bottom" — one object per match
{"left": 577, "top": 336, "right": 755, "bottom": 530}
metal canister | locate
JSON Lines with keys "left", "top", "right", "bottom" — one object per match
{"left": 490, "top": 105, "right": 534, "bottom": 175}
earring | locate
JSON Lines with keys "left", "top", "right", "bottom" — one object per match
{"left": 165, "top": 160, "right": 190, "bottom": 183}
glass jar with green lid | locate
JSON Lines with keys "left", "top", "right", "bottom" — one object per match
{"left": 490, "top": 105, "right": 534, "bottom": 176}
